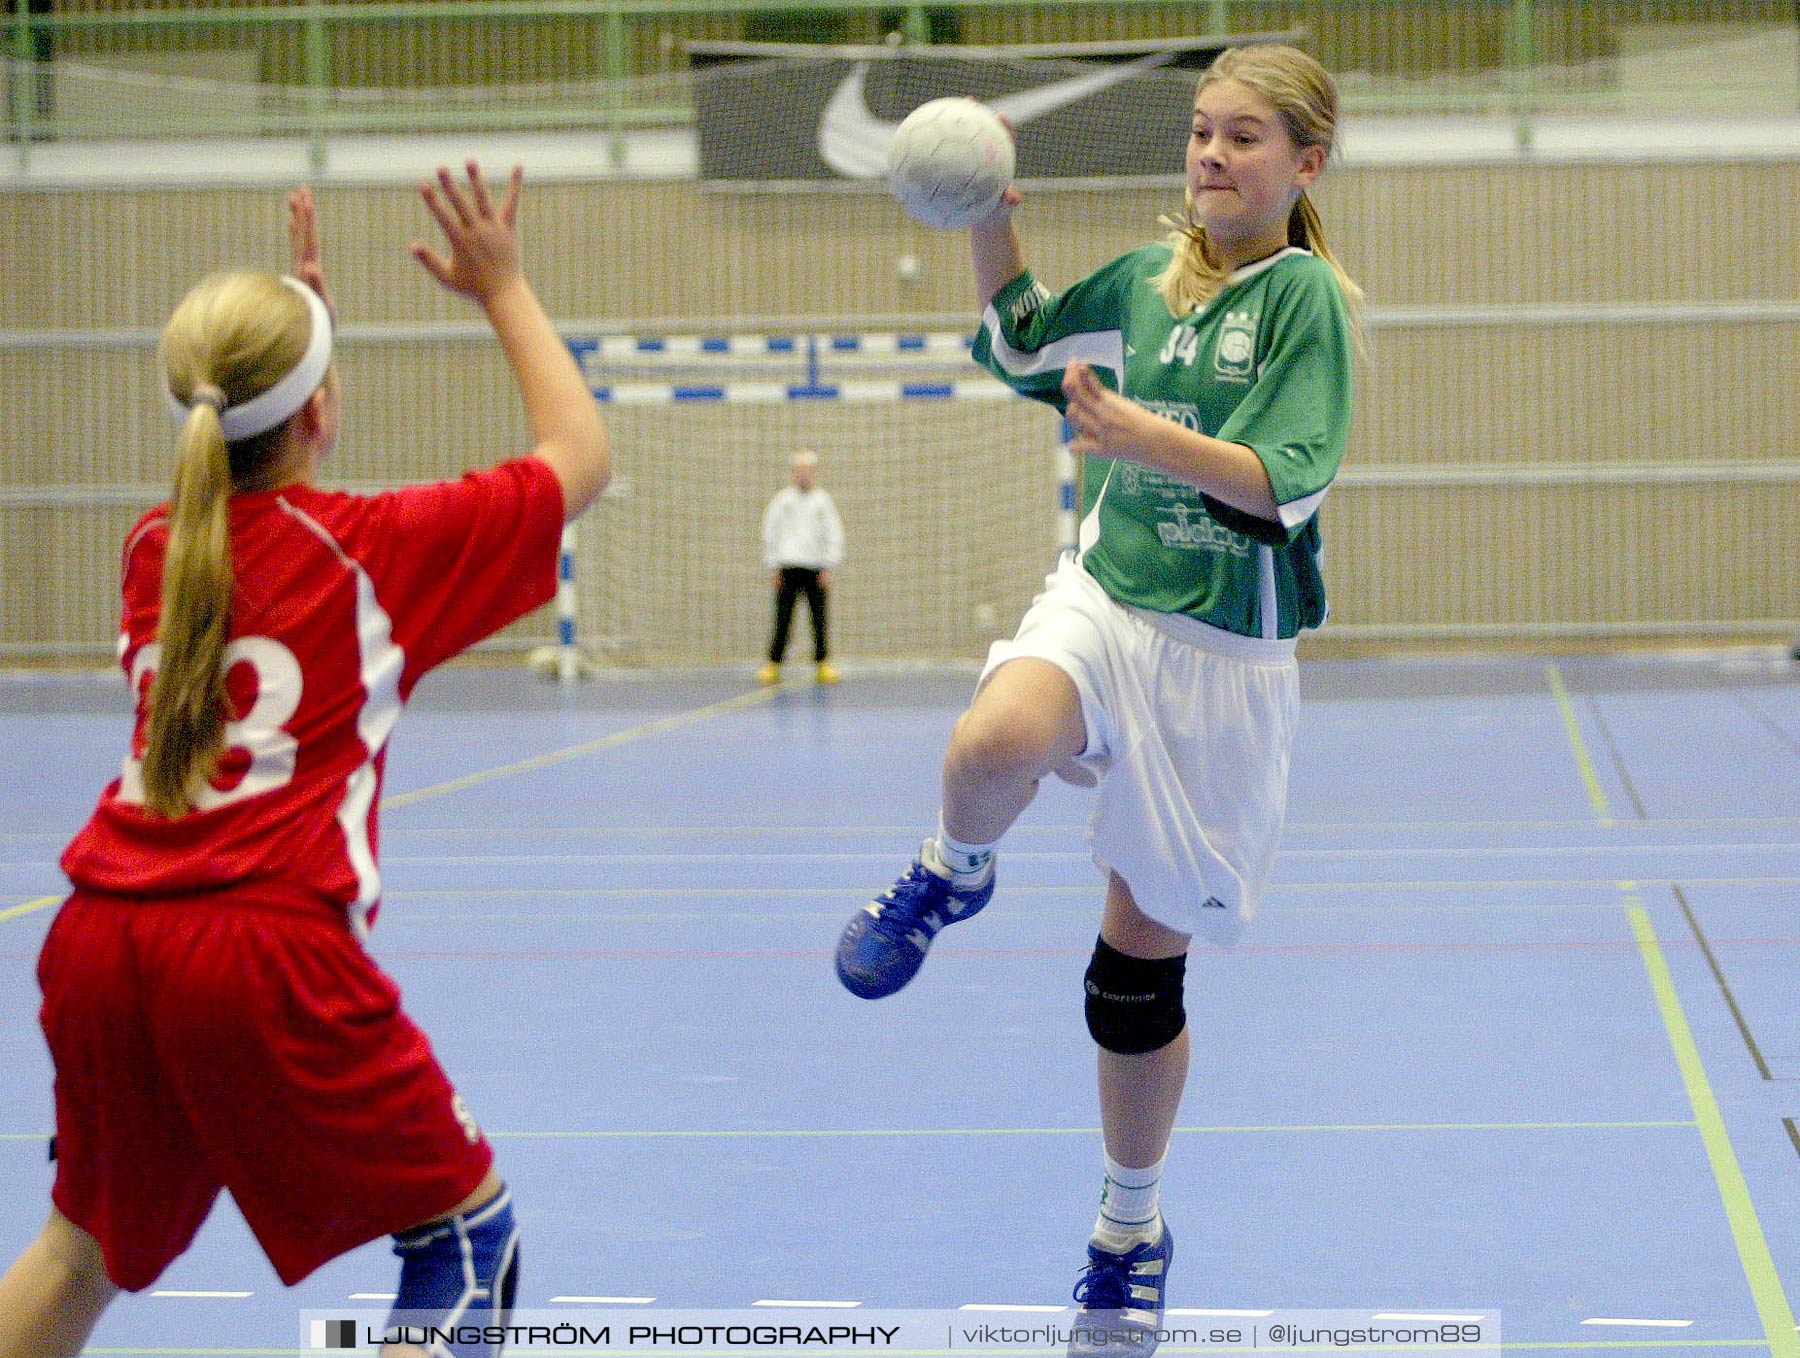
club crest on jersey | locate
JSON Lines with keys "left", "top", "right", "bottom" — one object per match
{"left": 1214, "top": 310, "right": 1257, "bottom": 383}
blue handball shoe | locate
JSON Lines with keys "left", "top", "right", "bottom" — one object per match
{"left": 1067, "top": 1222, "right": 1174, "bottom": 1358}
{"left": 835, "top": 839, "right": 994, "bottom": 999}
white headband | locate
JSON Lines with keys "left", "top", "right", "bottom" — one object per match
{"left": 165, "top": 276, "right": 333, "bottom": 442}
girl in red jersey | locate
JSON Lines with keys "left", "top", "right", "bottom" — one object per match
{"left": 0, "top": 162, "right": 607, "bottom": 1358}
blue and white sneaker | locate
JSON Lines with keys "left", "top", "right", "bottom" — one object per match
{"left": 835, "top": 839, "right": 995, "bottom": 999}
{"left": 1067, "top": 1222, "right": 1174, "bottom": 1358}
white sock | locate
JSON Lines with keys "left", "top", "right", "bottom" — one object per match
{"left": 934, "top": 821, "right": 995, "bottom": 886}
{"left": 1092, "top": 1150, "right": 1165, "bottom": 1248}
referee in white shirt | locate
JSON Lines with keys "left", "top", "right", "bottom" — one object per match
{"left": 759, "top": 449, "right": 845, "bottom": 685}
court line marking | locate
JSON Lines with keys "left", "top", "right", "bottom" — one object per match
{"left": 8, "top": 1120, "right": 1691, "bottom": 1145}
{"left": 148, "top": 1290, "right": 252, "bottom": 1299}
{"left": 448, "top": 1120, "right": 1698, "bottom": 1142}
{"left": 6, "top": 689, "right": 778, "bottom": 926}
{"left": 364, "top": 879, "right": 1800, "bottom": 897}
{"left": 1630, "top": 903, "right": 1800, "bottom": 1358}
{"left": 341, "top": 937, "right": 1800, "bottom": 965}
{"left": 1374, "top": 1311, "right": 1488, "bottom": 1321}
{"left": 365, "top": 841, "right": 1800, "bottom": 865}
{"left": 1547, "top": 668, "right": 1797, "bottom": 1355}
{"left": 0, "top": 895, "right": 56, "bottom": 922}
{"left": 1673, "top": 884, "right": 1775, "bottom": 1081}
{"left": 378, "top": 686, "right": 782, "bottom": 812}
{"left": 1545, "top": 663, "right": 1614, "bottom": 824}
{"left": 1581, "top": 690, "right": 1649, "bottom": 818}
{"left": 1582, "top": 1318, "right": 1693, "bottom": 1328}
{"left": 13, "top": 813, "right": 1800, "bottom": 843}
{"left": 10, "top": 865, "right": 1795, "bottom": 914}
{"left": 1736, "top": 689, "right": 1800, "bottom": 757}
{"left": 18, "top": 837, "right": 1791, "bottom": 872}
{"left": 554, "top": 1296, "right": 656, "bottom": 1304}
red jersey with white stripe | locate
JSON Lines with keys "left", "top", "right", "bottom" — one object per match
{"left": 60, "top": 457, "right": 564, "bottom": 932}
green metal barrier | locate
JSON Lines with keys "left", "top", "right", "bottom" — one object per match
{"left": 5, "top": 0, "right": 1797, "bottom": 170}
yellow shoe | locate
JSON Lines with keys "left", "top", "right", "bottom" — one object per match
{"left": 815, "top": 661, "right": 841, "bottom": 685}
{"left": 757, "top": 662, "right": 782, "bottom": 686}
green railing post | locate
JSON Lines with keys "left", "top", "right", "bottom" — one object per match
{"left": 902, "top": 5, "right": 930, "bottom": 45}
{"left": 1507, "top": 0, "right": 1536, "bottom": 150}
{"left": 1207, "top": 1, "right": 1230, "bottom": 36}
{"left": 604, "top": 0, "right": 626, "bottom": 169}
{"left": 9, "top": 0, "right": 33, "bottom": 167}
{"left": 304, "top": 0, "right": 328, "bottom": 174}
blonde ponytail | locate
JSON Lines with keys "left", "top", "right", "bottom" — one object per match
{"left": 141, "top": 403, "right": 235, "bottom": 817}
{"left": 143, "top": 272, "right": 313, "bottom": 817}
{"left": 1294, "top": 193, "right": 1368, "bottom": 357}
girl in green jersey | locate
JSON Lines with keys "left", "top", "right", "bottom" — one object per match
{"left": 837, "top": 46, "right": 1363, "bottom": 1351}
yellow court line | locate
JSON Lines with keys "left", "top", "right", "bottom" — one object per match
{"left": 1545, "top": 668, "right": 1794, "bottom": 1349}
{"left": 0, "top": 895, "right": 58, "bottom": 923}
{"left": 380, "top": 685, "right": 782, "bottom": 812}
{"left": 1544, "top": 663, "right": 1614, "bottom": 825}
{"left": 1630, "top": 903, "right": 1799, "bottom": 1358}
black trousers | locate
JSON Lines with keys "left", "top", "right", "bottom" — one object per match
{"left": 768, "top": 566, "right": 829, "bottom": 664}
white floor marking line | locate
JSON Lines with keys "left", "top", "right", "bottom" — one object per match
{"left": 1374, "top": 1312, "right": 1488, "bottom": 1321}
{"left": 553, "top": 1296, "right": 656, "bottom": 1304}
{"left": 1581, "top": 1317, "right": 1695, "bottom": 1327}
{"left": 960, "top": 1304, "right": 1067, "bottom": 1313}
{"left": 349, "top": 1292, "right": 397, "bottom": 1300}
{"left": 1168, "top": 1308, "right": 1274, "bottom": 1317}
{"left": 150, "top": 1289, "right": 252, "bottom": 1298}
{"left": 753, "top": 1299, "right": 862, "bottom": 1308}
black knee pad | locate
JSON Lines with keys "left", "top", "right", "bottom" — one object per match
{"left": 1084, "top": 937, "right": 1187, "bottom": 1055}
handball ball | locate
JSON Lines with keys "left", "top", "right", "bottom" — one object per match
{"left": 886, "top": 98, "right": 1014, "bottom": 230}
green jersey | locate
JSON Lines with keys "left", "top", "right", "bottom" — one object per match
{"left": 974, "top": 244, "right": 1354, "bottom": 639}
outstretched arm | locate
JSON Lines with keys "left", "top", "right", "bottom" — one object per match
{"left": 412, "top": 161, "right": 609, "bottom": 520}
{"left": 287, "top": 185, "right": 338, "bottom": 324}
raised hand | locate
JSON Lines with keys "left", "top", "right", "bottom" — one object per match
{"left": 287, "top": 185, "right": 337, "bottom": 324}
{"left": 410, "top": 160, "right": 525, "bottom": 306}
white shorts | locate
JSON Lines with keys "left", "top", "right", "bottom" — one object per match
{"left": 979, "top": 554, "right": 1300, "bottom": 945}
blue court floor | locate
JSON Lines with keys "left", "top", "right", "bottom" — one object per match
{"left": 1, "top": 654, "right": 1796, "bottom": 1357}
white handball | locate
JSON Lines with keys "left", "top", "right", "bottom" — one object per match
{"left": 885, "top": 97, "right": 1014, "bottom": 230}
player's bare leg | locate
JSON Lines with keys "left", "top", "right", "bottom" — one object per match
{"left": 837, "top": 658, "right": 1085, "bottom": 998}
{"left": 0, "top": 1209, "right": 120, "bottom": 1358}
{"left": 1096, "top": 875, "right": 1191, "bottom": 1169}
{"left": 941, "top": 657, "right": 1087, "bottom": 844}
{"left": 1067, "top": 874, "right": 1189, "bottom": 1358}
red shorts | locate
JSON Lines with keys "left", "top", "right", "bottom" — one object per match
{"left": 39, "top": 889, "right": 494, "bottom": 1290}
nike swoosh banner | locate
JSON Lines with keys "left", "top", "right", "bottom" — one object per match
{"left": 690, "top": 39, "right": 1252, "bottom": 183}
